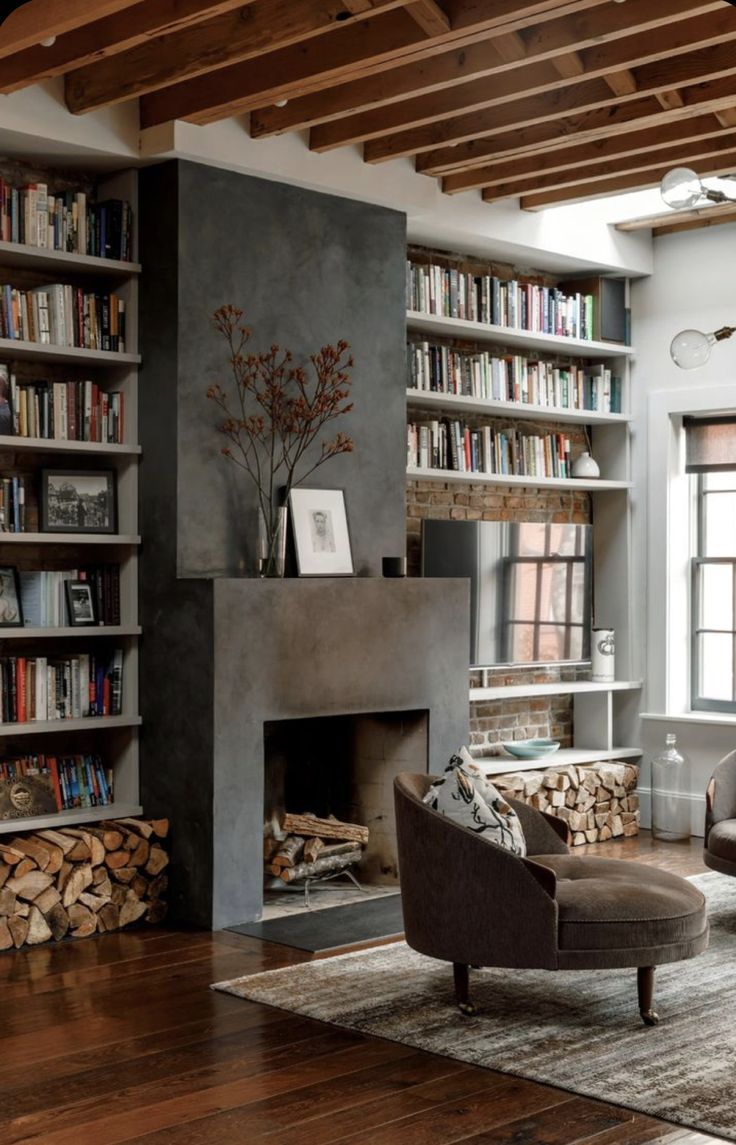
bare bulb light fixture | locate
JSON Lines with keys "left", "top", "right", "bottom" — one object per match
{"left": 660, "top": 166, "right": 736, "bottom": 210}
{"left": 670, "top": 326, "right": 736, "bottom": 370}
{"left": 39, "top": 35, "right": 57, "bottom": 46}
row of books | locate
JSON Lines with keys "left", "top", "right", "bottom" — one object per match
{"left": 0, "top": 753, "right": 113, "bottom": 819}
{"left": 0, "top": 283, "right": 126, "bottom": 352}
{"left": 407, "top": 342, "right": 623, "bottom": 413}
{"left": 0, "top": 650, "right": 124, "bottom": 724}
{"left": 408, "top": 419, "right": 576, "bottom": 478}
{"left": 0, "top": 180, "right": 133, "bottom": 261}
{"left": 407, "top": 259, "right": 595, "bottom": 341}
{"left": 0, "top": 474, "right": 30, "bottom": 532}
{"left": 19, "top": 566, "right": 121, "bottom": 627}
{"left": 2, "top": 368, "right": 125, "bottom": 443}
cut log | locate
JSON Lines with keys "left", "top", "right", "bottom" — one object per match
{"left": 280, "top": 813, "right": 369, "bottom": 845}
{"left": 0, "top": 844, "right": 25, "bottom": 865}
{"left": 36, "top": 829, "right": 77, "bottom": 855}
{"left": 128, "top": 838, "right": 150, "bottom": 868}
{"left": 46, "top": 903, "right": 69, "bottom": 941}
{"left": 97, "top": 903, "right": 119, "bottom": 932}
{"left": 79, "top": 891, "right": 110, "bottom": 913}
{"left": 112, "top": 867, "right": 137, "bottom": 884}
{"left": 131, "top": 875, "right": 148, "bottom": 899}
{"left": 82, "top": 825, "right": 124, "bottom": 851}
{"left": 150, "top": 819, "right": 169, "bottom": 839}
{"left": 10, "top": 837, "right": 53, "bottom": 871}
{"left": 8, "top": 914, "right": 29, "bottom": 948}
{"left": 147, "top": 874, "right": 168, "bottom": 900}
{"left": 0, "top": 917, "right": 12, "bottom": 950}
{"left": 110, "top": 884, "right": 128, "bottom": 908}
{"left": 14, "top": 902, "right": 29, "bottom": 918}
{"left": 116, "top": 817, "right": 154, "bottom": 839}
{"left": 56, "top": 861, "right": 73, "bottom": 891}
{"left": 61, "top": 863, "right": 94, "bottom": 908}
{"left": 63, "top": 839, "right": 91, "bottom": 863}
{"left": 92, "top": 872, "right": 113, "bottom": 897}
{"left": 105, "top": 850, "right": 131, "bottom": 870}
{"left": 0, "top": 865, "right": 9, "bottom": 890}
{"left": 271, "top": 835, "right": 305, "bottom": 869}
{"left": 29, "top": 836, "right": 64, "bottom": 874}
{"left": 119, "top": 893, "right": 147, "bottom": 928}
{"left": 145, "top": 847, "right": 169, "bottom": 877}
{"left": 14, "top": 858, "right": 37, "bottom": 880}
{"left": 303, "top": 837, "right": 324, "bottom": 865}
{"left": 146, "top": 899, "right": 167, "bottom": 924}
{"left": 6, "top": 870, "right": 53, "bottom": 901}
{"left": 280, "top": 849, "right": 362, "bottom": 884}
{"left": 0, "top": 886, "right": 16, "bottom": 915}
{"left": 68, "top": 903, "right": 96, "bottom": 938}
{"left": 63, "top": 830, "right": 105, "bottom": 867}
{"left": 26, "top": 905, "right": 52, "bottom": 945}
{"left": 34, "top": 886, "right": 61, "bottom": 915}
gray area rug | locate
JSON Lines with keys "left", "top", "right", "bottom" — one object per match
{"left": 214, "top": 871, "right": 736, "bottom": 1142}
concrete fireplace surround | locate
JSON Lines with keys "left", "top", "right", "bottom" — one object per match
{"left": 211, "top": 578, "right": 469, "bottom": 928}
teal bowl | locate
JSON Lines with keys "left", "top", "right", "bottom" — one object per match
{"left": 501, "top": 738, "right": 561, "bottom": 760}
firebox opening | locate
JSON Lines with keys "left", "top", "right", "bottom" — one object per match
{"left": 263, "top": 709, "right": 428, "bottom": 914}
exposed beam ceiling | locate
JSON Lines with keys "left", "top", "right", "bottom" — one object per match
{"left": 2, "top": 0, "right": 736, "bottom": 222}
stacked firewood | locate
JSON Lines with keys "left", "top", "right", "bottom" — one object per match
{"left": 265, "top": 812, "right": 369, "bottom": 884}
{"left": 0, "top": 817, "right": 168, "bottom": 949}
{"left": 493, "top": 762, "right": 639, "bottom": 845}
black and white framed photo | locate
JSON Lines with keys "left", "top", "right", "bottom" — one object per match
{"left": 40, "top": 470, "right": 117, "bottom": 534}
{"left": 289, "top": 488, "right": 353, "bottom": 576}
{"left": 0, "top": 566, "right": 22, "bottom": 627}
{"left": 65, "top": 580, "right": 97, "bottom": 627}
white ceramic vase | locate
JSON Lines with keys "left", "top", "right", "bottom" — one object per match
{"left": 592, "top": 628, "right": 615, "bottom": 682}
{"left": 572, "top": 451, "right": 600, "bottom": 478}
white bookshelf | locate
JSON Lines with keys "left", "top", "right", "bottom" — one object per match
{"left": 406, "top": 388, "right": 631, "bottom": 427}
{"left": 470, "top": 679, "right": 643, "bottom": 702}
{"left": 407, "top": 465, "right": 632, "bottom": 491}
{"left": 477, "top": 746, "right": 643, "bottom": 777}
{"left": 406, "top": 310, "right": 634, "bottom": 359}
{"left": 0, "top": 167, "right": 141, "bottom": 831}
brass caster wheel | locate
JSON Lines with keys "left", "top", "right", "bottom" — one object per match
{"left": 640, "top": 1009, "right": 660, "bottom": 1027}
{"left": 458, "top": 1002, "right": 477, "bottom": 1017}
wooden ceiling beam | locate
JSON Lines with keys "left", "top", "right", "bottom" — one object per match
{"left": 64, "top": 0, "right": 414, "bottom": 114}
{"left": 520, "top": 151, "right": 736, "bottom": 210}
{"left": 360, "top": 40, "right": 736, "bottom": 163}
{"left": 313, "top": 10, "right": 736, "bottom": 154}
{"left": 140, "top": 0, "right": 607, "bottom": 129}
{"left": 617, "top": 202, "right": 736, "bottom": 233}
{"left": 0, "top": 0, "right": 258, "bottom": 95}
{"left": 0, "top": 0, "right": 141, "bottom": 62}
{"left": 251, "top": 0, "right": 728, "bottom": 141}
{"left": 404, "top": 0, "right": 450, "bottom": 36}
{"left": 442, "top": 113, "right": 736, "bottom": 194}
{"left": 481, "top": 136, "right": 736, "bottom": 204}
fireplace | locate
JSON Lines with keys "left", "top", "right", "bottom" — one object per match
{"left": 264, "top": 710, "right": 428, "bottom": 899}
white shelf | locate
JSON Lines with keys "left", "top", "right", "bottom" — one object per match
{"left": 406, "top": 388, "right": 630, "bottom": 426}
{"left": 0, "top": 240, "right": 140, "bottom": 278}
{"left": 0, "top": 802, "right": 143, "bottom": 835}
{"left": 470, "top": 680, "right": 643, "bottom": 701}
{"left": 477, "top": 746, "right": 643, "bottom": 776}
{"left": 1, "top": 626, "right": 141, "bottom": 639}
{"left": 0, "top": 533, "right": 140, "bottom": 545}
{"left": 0, "top": 339, "right": 139, "bottom": 367}
{"left": 406, "top": 311, "right": 634, "bottom": 359}
{"left": 408, "top": 466, "right": 632, "bottom": 491}
{"left": 0, "top": 715, "right": 141, "bottom": 737}
{"left": 0, "top": 435, "right": 140, "bottom": 456}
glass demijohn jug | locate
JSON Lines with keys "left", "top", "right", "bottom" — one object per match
{"left": 650, "top": 733, "right": 691, "bottom": 841}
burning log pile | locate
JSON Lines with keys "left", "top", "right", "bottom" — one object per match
{"left": 265, "top": 812, "right": 369, "bottom": 884}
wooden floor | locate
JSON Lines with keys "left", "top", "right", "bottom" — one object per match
{"left": 0, "top": 832, "right": 727, "bottom": 1145}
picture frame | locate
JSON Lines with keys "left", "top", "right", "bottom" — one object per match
{"left": 289, "top": 487, "right": 354, "bottom": 576}
{"left": 40, "top": 469, "right": 117, "bottom": 534}
{"left": 65, "top": 580, "right": 97, "bottom": 627}
{"left": 0, "top": 566, "right": 22, "bottom": 627}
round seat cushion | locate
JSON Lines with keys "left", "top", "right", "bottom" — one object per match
{"left": 534, "top": 853, "right": 706, "bottom": 953}
{"left": 707, "top": 819, "right": 736, "bottom": 862}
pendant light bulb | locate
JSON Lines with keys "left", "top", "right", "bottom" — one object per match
{"left": 670, "top": 328, "right": 715, "bottom": 369}
{"left": 661, "top": 167, "right": 705, "bottom": 210}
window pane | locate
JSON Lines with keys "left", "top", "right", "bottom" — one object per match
{"left": 703, "top": 491, "right": 736, "bottom": 556}
{"left": 700, "top": 564, "right": 734, "bottom": 629}
{"left": 698, "top": 633, "right": 734, "bottom": 702}
{"left": 703, "top": 471, "right": 736, "bottom": 493}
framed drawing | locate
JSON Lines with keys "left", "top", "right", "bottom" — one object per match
{"left": 40, "top": 470, "right": 117, "bottom": 534}
{"left": 0, "top": 566, "right": 22, "bottom": 627}
{"left": 289, "top": 488, "right": 353, "bottom": 576}
{"left": 65, "top": 580, "right": 97, "bottom": 626}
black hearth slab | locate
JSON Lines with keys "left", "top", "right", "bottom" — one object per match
{"left": 227, "top": 894, "right": 404, "bottom": 953}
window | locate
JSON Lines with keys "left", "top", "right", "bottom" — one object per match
{"left": 688, "top": 418, "right": 736, "bottom": 712}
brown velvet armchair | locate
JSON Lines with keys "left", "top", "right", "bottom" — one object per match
{"left": 704, "top": 749, "right": 736, "bottom": 876}
{"left": 395, "top": 773, "right": 709, "bottom": 1026}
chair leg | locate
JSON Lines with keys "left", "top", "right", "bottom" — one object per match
{"left": 637, "top": 966, "right": 660, "bottom": 1026}
{"left": 453, "top": 962, "right": 476, "bottom": 1016}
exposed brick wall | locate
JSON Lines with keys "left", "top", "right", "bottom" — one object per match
{"left": 406, "top": 425, "right": 592, "bottom": 757}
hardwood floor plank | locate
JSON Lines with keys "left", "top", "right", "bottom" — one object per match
{"left": 461, "top": 1095, "right": 632, "bottom": 1143}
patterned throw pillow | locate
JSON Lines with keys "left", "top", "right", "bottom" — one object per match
{"left": 423, "top": 746, "right": 527, "bottom": 856}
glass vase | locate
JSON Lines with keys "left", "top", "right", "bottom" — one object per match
{"left": 258, "top": 505, "right": 287, "bottom": 578}
{"left": 651, "top": 733, "right": 691, "bottom": 841}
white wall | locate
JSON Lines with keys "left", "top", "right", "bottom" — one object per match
{"left": 631, "top": 225, "right": 736, "bottom": 833}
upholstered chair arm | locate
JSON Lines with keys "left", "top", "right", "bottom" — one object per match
{"left": 508, "top": 796, "right": 570, "bottom": 854}
{"left": 705, "top": 749, "right": 736, "bottom": 841}
{"left": 394, "top": 779, "right": 559, "bottom": 971}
